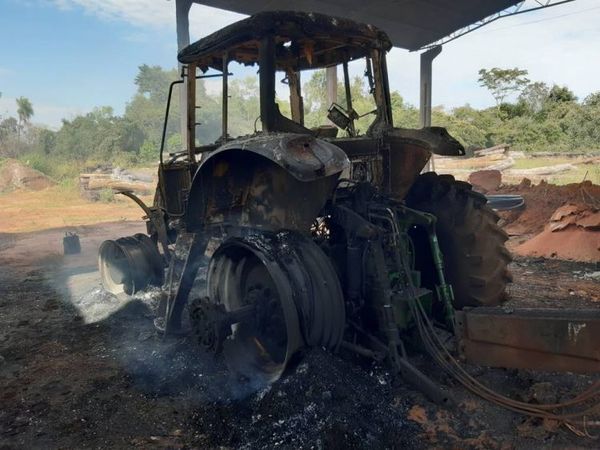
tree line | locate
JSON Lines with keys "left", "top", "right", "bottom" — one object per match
{"left": 1, "top": 65, "right": 599, "bottom": 180}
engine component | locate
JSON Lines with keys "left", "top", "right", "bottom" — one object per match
{"left": 98, "top": 233, "right": 164, "bottom": 297}
{"left": 189, "top": 296, "right": 256, "bottom": 353}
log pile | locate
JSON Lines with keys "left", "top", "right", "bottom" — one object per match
{"left": 435, "top": 144, "right": 600, "bottom": 183}
{"left": 79, "top": 168, "right": 155, "bottom": 201}
{"left": 434, "top": 144, "right": 514, "bottom": 173}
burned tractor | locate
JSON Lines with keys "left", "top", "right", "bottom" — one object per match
{"left": 98, "top": 12, "right": 598, "bottom": 417}
{"left": 100, "top": 11, "right": 508, "bottom": 388}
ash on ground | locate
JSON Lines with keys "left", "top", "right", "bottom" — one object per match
{"left": 87, "top": 288, "right": 420, "bottom": 449}
{"left": 190, "top": 348, "right": 421, "bottom": 449}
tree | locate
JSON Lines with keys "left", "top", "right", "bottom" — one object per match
{"left": 0, "top": 117, "right": 18, "bottom": 138}
{"left": 303, "top": 70, "right": 328, "bottom": 127}
{"left": 583, "top": 92, "right": 600, "bottom": 107}
{"left": 16, "top": 96, "right": 34, "bottom": 140}
{"left": 518, "top": 81, "right": 549, "bottom": 114}
{"left": 126, "top": 65, "right": 182, "bottom": 147}
{"left": 547, "top": 85, "right": 577, "bottom": 103}
{"left": 54, "top": 106, "right": 143, "bottom": 162}
{"left": 36, "top": 128, "right": 56, "bottom": 155}
{"left": 478, "top": 68, "right": 530, "bottom": 110}
{"left": 134, "top": 64, "right": 178, "bottom": 104}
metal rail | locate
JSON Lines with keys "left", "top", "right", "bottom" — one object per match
{"left": 159, "top": 72, "right": 227, "bottom": 164}
{"left": 419, "top": 0, "right": 576, "bottom": 50}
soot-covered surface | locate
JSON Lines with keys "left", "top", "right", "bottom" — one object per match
{"left": 191, "top": 349, "right": 420, "bottom": 449}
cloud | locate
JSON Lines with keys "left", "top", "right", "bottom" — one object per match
{"left": 386, "top": 0, "right": 600, "bottom": 109}
{"left": 50, "top": 0, "right": 176, "bottom": 27}
{"left": 32, "top": 0, "right": 600, "bottom": 127}
{"left": 50, "top": 0, "right": 244, "bottom": 34}
{"left": 53, "top": 0, "right": 599, "bottom": 110}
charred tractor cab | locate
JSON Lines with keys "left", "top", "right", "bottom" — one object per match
{"left": 99, "top": 12, "right": 510, "bottom": 392}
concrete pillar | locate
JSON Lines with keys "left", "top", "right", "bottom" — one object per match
{"left": 326, "top": 66, "right": 338, "bottom": 106}
{"left": 176, "top": 0, "right": 193, "bottom": 147}
{"left": 420, "top": 45, "right": 442, "bottom": 172}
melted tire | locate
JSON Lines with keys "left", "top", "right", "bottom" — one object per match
{"left": 203, "top": 231, "right": 345, "bottom": 381}
{"left": 405, "top": 172, "right": 512, "bottom": 309}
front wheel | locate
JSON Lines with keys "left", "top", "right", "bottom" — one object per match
{"left": 405, "top": 173, "right": 512, "bottom": 309}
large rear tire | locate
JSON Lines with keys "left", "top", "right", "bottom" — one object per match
{"left": 405, "top": 172, "right": 512, "bottom": 309}
{"left": 199, "top": 231, "right": 345, "bottom": 382}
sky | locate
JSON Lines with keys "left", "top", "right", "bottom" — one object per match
{"left": 0, "top": 0, "right": 599, "bottom": 128}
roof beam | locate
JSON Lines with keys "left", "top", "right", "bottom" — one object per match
{"left": 192, "top": 0, "right": 523, "bottom": 50}
{"left": 419, "top": 0, "right": 576, "bottom": 50}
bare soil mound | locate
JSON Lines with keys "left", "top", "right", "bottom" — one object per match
{"left": 468, "top": 169, "right": 502, "bottom": 193}
{"left": 0, "top": 159, "right": 55, "bottom": 192}
{"left": 494, "top": 180, "right": 600, "bottom": 236}
{"left": 514, "top": 203, "right": 600, "bottom": 262}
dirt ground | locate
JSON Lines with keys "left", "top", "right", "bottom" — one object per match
{"left": 0, "top": 186, "right": 151, "bottom": 233}
{"left": 0, "top": 185, "right": 599, "bottom": 449}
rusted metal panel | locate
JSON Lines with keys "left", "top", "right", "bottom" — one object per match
{"left": 456, "top": 308, "right": 600, "bottom": 373}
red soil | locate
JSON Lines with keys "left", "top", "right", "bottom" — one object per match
{"left": 494, "top": 180, "right": 600, "bottom": 236}
{"left": 512, "top": 202, "right": 600, "bottom": 262}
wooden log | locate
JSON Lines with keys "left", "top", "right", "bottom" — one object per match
{"left": 86, "top": 178, "right": 153, "bottom": 193}
{"left": 435, "top": 154, "right": 509, "bottom": 170}
{"left": 507, "top": 163, "right": 576, "bottom": 176}
{"left": 486, "top": 157, "right": 515, "bottom": 171}
{"left": 474, "top": 143, "right": 509, "bottom": 156}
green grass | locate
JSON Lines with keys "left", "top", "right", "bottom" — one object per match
{"left": 17, "top": 152, "right": 81, "bottom": 181}
{"left": 98, "top": 188, "right": 115, "bottom": 203}
{"left": 509, "top": 157, "right": 600, "bottom": 185}
{"left": 512, "top": 157, "right": 572, "bottom": 169}
{"left": 551, "top": 165, "right": 600, "bottom": 185}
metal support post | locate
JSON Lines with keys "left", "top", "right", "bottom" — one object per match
{"left": 176, "top": 0, "right": 193, "bottom": 148}
{"left": 420, "top": 45, "right": 442, "bottom": 172}
{"left": 326, "top": 66, "right": 338, "bottom": 106}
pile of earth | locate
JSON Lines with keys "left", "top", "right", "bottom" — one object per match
{"left": 514, "top": 203, "right": 600, "bottom": 262}
{"left": 492, "top": 179, "right": 600, "bottom": 236}
{"left": 0, "top": 159, "right": 55, "bottom": 192}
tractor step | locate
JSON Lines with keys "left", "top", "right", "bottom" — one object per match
{"left": 456, "top": 307, "right": 600, "bottom": 373}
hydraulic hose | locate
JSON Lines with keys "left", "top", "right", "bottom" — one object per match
{"left": 396, "top": 237, "right": 599, "bottom": 435}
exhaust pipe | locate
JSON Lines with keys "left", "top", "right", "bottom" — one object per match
{"left": 98, "top": 233, "right": 164, "bottom": 297}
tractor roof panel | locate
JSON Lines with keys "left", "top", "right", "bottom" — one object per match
{"left": 178, "top": 11, "right": 392, "bottom": 71}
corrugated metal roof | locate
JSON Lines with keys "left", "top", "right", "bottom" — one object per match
{"left": 193, "top": 0, "right": 522, "bottom": 50}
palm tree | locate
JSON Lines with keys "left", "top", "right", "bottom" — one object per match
{"left": 16, "top": 96, "right": 34, "bottom": 140}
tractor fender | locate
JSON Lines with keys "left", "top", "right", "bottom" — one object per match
{"left": 185, "top": 133, "right": 350, "bottom": 231}
{"left": 386, "top": 126, "right": 465, "bottom": 157}
{"left": 206, "top": 133, "right": 350, "bottom": 181}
